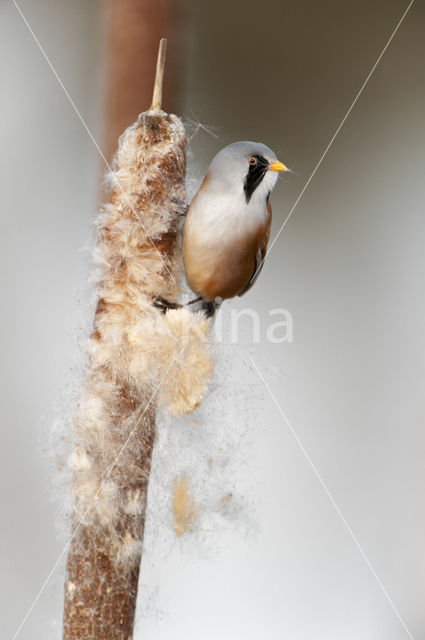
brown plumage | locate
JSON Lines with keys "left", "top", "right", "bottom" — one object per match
{"left": 183, "top": 198, "right": 272, "bottom": 300}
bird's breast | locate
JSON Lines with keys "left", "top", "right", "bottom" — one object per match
{"left": 182, "top": 189, "right": 270, "bottom": 300}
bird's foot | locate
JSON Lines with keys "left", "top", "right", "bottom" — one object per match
{"left": 186, "top": 296, "right": 202, "bottom": 306}
{"left": 187, "top": 296, "right": 221, "bottom": 318}
{"left": 153, "top": 295, "right": 220, "bottom": 319}
{"left": 152, "top": 296, "right": 182, "bottom": 313}
{"left": 169, "top": 196, "right": 189, "bottom": 217}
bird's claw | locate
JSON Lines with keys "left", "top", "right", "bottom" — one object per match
{"left": 168, "top": 196, "right": 189, "bottom": 217}
{"left": 152, "top": 296, "right": 182, "bottom": 313}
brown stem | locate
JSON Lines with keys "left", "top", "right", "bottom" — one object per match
{"left": 63, "top": 389, "right": 156, "bottom": 640}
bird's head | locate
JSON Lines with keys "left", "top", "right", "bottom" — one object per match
{"left": 207, "top": 141, "right": 287, "bottom": 204}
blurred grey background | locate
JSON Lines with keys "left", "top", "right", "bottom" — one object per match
{"left": 1, "top": 0, "right": 425, "bottom": 638}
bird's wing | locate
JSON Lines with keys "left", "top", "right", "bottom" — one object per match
{"left": 237, "top": 200, "right": 272, "bottom": 297}
{"left": 237, "top": 247, "right": 265, "bottom": 297}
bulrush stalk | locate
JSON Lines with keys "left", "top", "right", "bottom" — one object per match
{"left": 62, "top": 40, "right": 213, "bottom": 639}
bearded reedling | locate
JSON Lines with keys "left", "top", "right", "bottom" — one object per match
{"left": 155, "top": 142, "right": 288, "bottom": 317}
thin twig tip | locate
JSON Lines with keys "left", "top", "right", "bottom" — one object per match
{"left": 150, "top": 38, "right": 167, "bottom": 111}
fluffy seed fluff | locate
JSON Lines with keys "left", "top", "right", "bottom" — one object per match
{"left": 172, "top": 475, "right": 198, "bottom": 536}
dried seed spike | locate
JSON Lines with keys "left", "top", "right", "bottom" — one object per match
{"left": 150, "top": 38, "right": 167, "bottom": 111}
{"left": 62, "top": 33, "right": 214, "bottom": 640}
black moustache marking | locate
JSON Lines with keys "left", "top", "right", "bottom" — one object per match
{"left": 243, "top": 155, "right": 269, "bottom": 203}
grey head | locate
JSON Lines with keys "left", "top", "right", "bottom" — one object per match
{"left": 207, "top": 141, "right": 287, "bottom": 203}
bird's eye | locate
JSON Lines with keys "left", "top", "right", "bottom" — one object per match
{"left": 248, "top": 157, "right": 257, "bottom": 166}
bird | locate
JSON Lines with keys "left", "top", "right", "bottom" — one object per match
{"left": 155, "top": 141, "right": 287, "bottom": 317}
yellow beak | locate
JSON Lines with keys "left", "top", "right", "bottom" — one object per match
{"left": 268, "top": 160, "right": 287, "bottom": 172}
